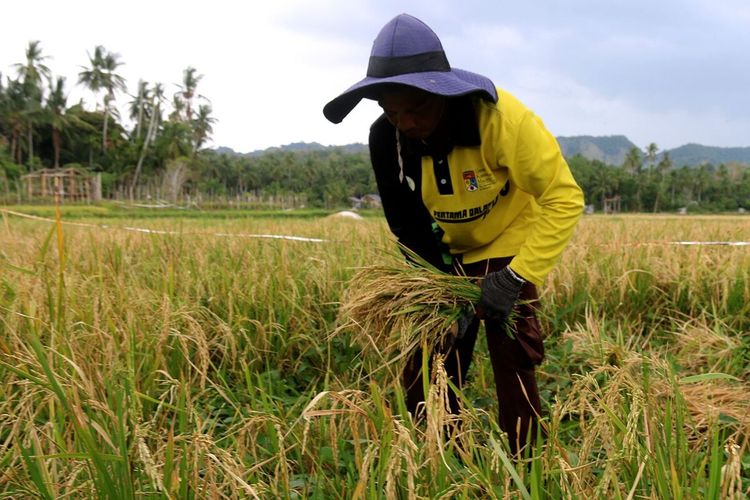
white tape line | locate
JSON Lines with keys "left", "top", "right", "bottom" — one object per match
{"left": 3, "top": 209, "right": 745, "bottom": 247}
{"left": 122, "top": 226, "right": 171, "bottom": 234}
{"left": 215, "top": 232, "right": 325, "bottom": 243}
{"left": 1, "top": 208, "right": 327, "bottom": 243}
{"left": 670, "top": 241, "right": 750, "bottom": 246}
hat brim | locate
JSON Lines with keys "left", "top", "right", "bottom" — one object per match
{"left": 323, "top": 68, "right": 497, "bottom": 124}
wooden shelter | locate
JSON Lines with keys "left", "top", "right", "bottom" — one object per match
{"left": 603, "top": 195, "right": 622, "bottom": 214}
{"left": 21, "top": 167, "right": 100, "bottom": 202}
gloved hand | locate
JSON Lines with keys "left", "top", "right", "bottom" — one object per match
{"left": 477, "top": 267, "right": 525, "bottom": 321}
{"left": 451, "top": 307, "right": 475, "bottom": 339}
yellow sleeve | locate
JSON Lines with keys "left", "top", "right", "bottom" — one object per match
{"left": 507, "top": 111, "right": 584, "bottom": 285}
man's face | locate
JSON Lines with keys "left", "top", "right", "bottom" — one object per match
{"left": 378, "top": 87, "right": 445, "bottom": 140}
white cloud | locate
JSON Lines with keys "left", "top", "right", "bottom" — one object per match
{"left": 509, "top": 67, "right": 750, "bottom": 150}
{"left": 451, "top": 24, "right": 525, "bottom": 53}
{"left": 1, "top": 0, "right": 748, "bottom": 150}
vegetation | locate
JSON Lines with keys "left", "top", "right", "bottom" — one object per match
{"left": 568, "top": 152, "right": 750, "bottom": 213}
{"left": 0, "top": 209, "right": 748, "bottom": 497}
{"left": 0, "top": 42, "right": 216, "bottom": 201}
{"left": 1, "top": 41, "right": 749, "bottom": 212}
{"left": 0, "top": 41, "right": 380, "bottom": 208}
{"left": 191, "top": 148, "right": 377, "bottom": 209}
{"left": 336, "top": 257, "right": 481, "bottom": 368}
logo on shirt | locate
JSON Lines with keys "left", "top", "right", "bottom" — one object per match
{"left": 462, "top": 171, "right": 479, "bottom": 192}
{"left": 432, "top": 193, "right": 501, "bottom": 223}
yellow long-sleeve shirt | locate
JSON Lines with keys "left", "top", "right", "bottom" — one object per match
{"left": 419, "top": 89, "right": 584, "bottom": 286}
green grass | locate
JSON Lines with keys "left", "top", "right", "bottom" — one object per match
{"left": 0, "top": 208, "right": 748, "bottom": 497}
{"left": 1, "top": 202, "right": 384, "bottom": 220}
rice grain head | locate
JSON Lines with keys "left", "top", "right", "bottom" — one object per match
{"left": 336, "top": 258, "right": 480, "bottom": 370}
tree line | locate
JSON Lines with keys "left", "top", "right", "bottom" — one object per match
{"left": 569, "top": 147, "right": 750, "bottom": 212}
{"left": 189, "top": 147, "right": 749, "bottom": 212}
{"left": 191, "top": 148, "right": 377, "bottom": 208}
{"left": 0, "top": 41, "right": 215, "bottom": 200}
{"left": 1, "top": 41, "right": 748, "bottom": 211}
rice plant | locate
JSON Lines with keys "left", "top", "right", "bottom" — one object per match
{"left": 0, "top": 207, "right": 748, "bottom": 497}
{"left": 335, "top": 250, "right": 481, "bottom": 371}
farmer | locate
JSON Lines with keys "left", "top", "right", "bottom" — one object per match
{"left": 323, "top": 13, "right": 584, "bottom": 454}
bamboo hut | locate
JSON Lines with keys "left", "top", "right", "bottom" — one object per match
{"left": 603, "top": 195, "right": 622, "bottom": 214}
{"left": 21, "top": 168, "right": 100, "bottom": 203}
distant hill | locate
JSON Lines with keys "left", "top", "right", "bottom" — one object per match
{"left": 213, "top": 138, "right": 750, "bottom": 167}
{"left": 556, "top": 137, "right": 750, "bottom": 167}
{"left": 246, "top": 142, "right": 328, "bottom": 157}
{"left": 662, "top": 143, "right": 750, "bottom": 167}
{"left": 218, "top": 137, "right": 639, "bottom": 164}
{"left": 215, "top": 142, "right": 368, "bottom": 157}
{"left": 556, "top": 135, "right": 637, "bottom": 166}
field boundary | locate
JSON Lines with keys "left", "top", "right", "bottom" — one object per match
{"left": 0, "top": 208, "right": 327, "bottom": 243}
{"left": 2, "top": 207, "right": 749, "bottom": 247}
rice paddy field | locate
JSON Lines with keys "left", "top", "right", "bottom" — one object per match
{"left": 0, "top": 205, "right": 748, "bottom": 499}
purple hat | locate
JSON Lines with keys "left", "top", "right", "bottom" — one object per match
{"left": 323, "top": 14, "right": 497, "bottom": 124}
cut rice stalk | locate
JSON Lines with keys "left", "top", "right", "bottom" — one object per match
{"left": 335, "top": 248, "right": 481, "bottom": 368}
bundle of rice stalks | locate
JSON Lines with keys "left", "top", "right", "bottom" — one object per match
{"left": 336, "top": 254, "right": 481, "bottom": 368}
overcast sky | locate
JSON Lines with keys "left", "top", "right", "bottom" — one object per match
{"left": 2, "top": 0, "right": 749, "bottom": 153}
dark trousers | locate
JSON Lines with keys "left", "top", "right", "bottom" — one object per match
{"left": 402, "top": 257, "right": 545, "bottom": 455}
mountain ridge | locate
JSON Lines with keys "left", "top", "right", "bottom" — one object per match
{"left": 214, "top": 137, "right": 750, "bottom": 167}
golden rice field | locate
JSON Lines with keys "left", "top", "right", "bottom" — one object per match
{"left": 0, "top": 205, "right": 748, "bottom": 499}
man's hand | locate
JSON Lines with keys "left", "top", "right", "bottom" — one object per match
{"left": 449, "top": 307, "right": 475, "bottom": 339}
{"left": 477, "top": 267, "right": 525, "bottom": 321}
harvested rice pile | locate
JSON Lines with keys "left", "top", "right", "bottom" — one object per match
{"left": 336, "top": 260, "right": 481, "bottom": 367}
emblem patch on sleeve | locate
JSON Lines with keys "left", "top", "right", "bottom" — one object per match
{"left": 462, "top": 171, "right": 479, "bottom": 192}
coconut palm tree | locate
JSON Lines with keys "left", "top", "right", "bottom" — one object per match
{"left": 78, "top": 46, "right": 106, "bottom": 146}
{"left": 623, "top": 147, "right": 643, "bottom": 175}
{"left": 78, "top": 45, "right": 126, "bottom": 150}
{"left": 41, "top": 77, "right": 96, "bottom": 169}
{"left": 623, "top": 147, "right": 644, "bottom": 211}
{"left": 0, "top": 73, "right": 8, "bottom": 146}
{"left": 146, "top": 83, "right": 165, "bottom": 145}
{"left": 2, "top": 78, "right": 29, "bottom": 164}
{"left": 14, "top": 41, "right": 51, "bottom": 87}
{"left": 100, "top": 50, "right": 126, "bottom": 151}
{"left": 192, "top": 103, "right": 216, "bottom": 151}
{"left": 652, "top": 152, "right": 673, "bottom": 212}
{"left": 168, "top": 93, "right": 185, "bottom": 122}
{"left": 78, "top": 46, "right": 105, "bottom": 96}
{"left": 176, "top": 66, "right": 203, "bottom": 122}
{"left": 14, "top": 41, "right": 51, "bottom": 167}
{"left": 130, "top": 83, "right": 165, "bottom": 199}
{"left": 45, "top": 77, "right": 67, "bottom": 168}
{"left": 645, "top": 142, "right": 658, "bottom": 170}
{"left": 129, "top": 80, "right": 149, "bottom": 141}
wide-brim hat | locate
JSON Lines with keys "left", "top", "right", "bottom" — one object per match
{"left": 323, "top": 13, "right": 497, "bottom": 124}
